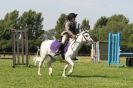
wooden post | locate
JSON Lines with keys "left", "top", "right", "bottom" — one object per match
{"left": 16, "top": 32, "right": 20, "bottom": 64}
{"left": 12, "top": 30, "right": 16, "bottom": 68}
{"left": 25, "top": 30, "right": 29, "bottom": 66}
{"left": 21, "top": 32, "right": 24, "bottom": 64}
{"left": 11, "top": 29, "right": 29, "bottom": 67}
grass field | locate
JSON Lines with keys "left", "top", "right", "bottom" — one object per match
{"left": 0, "top": 56, "right": 133, "bottom": 88}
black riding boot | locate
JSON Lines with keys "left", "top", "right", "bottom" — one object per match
{"left": 59, "top": 43, "right": 65, "bottom": 59}
{"left": 55, "top": 43, "right": 65, "bottom": 59}
{"left": 58, "top": 43, "right": 64, "bottom": 53}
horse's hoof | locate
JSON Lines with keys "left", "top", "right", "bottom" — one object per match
{"left": 67, "top": 72, "right": 72, "bottom": 76}
{"left": 49, "top": 74, "right": 52, "bottom": 76}
{"left": 62, "top": 74, "right": 67, "bottom": 77}
{"left": 38, "top": 73, "right": 42, "bottom": 76}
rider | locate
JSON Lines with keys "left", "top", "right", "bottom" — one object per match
{"left": 56, "top": 13, "right": 78, "bottom": 60}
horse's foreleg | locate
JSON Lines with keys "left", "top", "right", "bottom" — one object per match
{"left": 62, "top": 64, "right": 68, "bottom": 77}
{"left": 66, "top": 57, "right": 74, "bottom": 76}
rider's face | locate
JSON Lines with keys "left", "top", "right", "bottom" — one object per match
{"left": 72, "top": 18, "right": 76, "bottom": 22}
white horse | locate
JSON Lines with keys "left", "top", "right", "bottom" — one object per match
{"left": 38, "top": 31, "right": 93, "bottom": 77}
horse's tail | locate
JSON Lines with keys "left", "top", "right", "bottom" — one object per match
{"left": 40, "top": 42, "right": 44, "bottom": 57}
{"left": 36, "top": 46, "right": 40, "bottom": 56}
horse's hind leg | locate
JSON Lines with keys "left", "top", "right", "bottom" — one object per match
{"left": 47, "top": 56, "right": 55, "bottom": 76}
{"left": 38, "top": 54, "right": 46, "bottom": 76}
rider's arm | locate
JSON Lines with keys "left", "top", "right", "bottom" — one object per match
{"left": 65, "top": 22, "right": 75, "bottom": 38}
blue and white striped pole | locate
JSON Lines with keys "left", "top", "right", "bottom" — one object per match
{"left": 108, "top": 32, "right": 111, "bottom": 66}
{"left": 117, "top": 32, "right": 120, "bottom": 66}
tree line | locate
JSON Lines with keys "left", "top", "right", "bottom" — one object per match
{"left": 0, "top": 10, "right": 133, "bottom": 53}
{"left": 92, "top": 15, "right": 133, "bottom": 51}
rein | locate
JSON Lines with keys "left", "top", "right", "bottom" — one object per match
{"left": 71, "top": 34, "right": 80, "bottom": 51}
{"left": 71, "top": 31, "right": 91, "bottom": 51}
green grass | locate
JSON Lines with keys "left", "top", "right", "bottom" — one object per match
{"left": 0, "top": 57, "right": 133, "bottom": 88}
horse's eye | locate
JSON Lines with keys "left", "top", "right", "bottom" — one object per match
{"left": 85, "top": 35, "right": 88, "bottom": 37}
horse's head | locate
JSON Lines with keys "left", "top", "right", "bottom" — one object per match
{"left": 80, "top": 30, "right": 94, "bottom": 45}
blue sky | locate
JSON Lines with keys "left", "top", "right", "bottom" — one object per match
{"left": 0, "top": 0, "right": 133, "bottom": 30}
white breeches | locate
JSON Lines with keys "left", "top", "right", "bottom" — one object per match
{"left": 61, "top": 34, "right": 68, "bottom": 44}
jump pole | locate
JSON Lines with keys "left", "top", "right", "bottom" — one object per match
{"left": 108, "top": 32, "right": 133, "bottom": 67}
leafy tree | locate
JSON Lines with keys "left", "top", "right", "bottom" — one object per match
{"left": 18, "top": 10, "right": 44, "bottom": 52}
{"left": 0, "top": 10, "right": 44, "bottom": 53}
{"left": 105, "top": 21, "right": 126, "bottom": 33}
{"left": 80, "top": 18, "right": 90, "bottom": 30}
{"left": 107, "top": 14, "right": 129, "bottom": 24}
{"left": 129, "top": 34, "right": 133, "bottom": 42}
{"left": 121, "top": 24, "right": 133, "bottom": 42}
{"left": 0, "top": 40, "right": 12, "bottom": 51}
{"left": 94, "top": 16, "right": 108, "bottom": 29}
{"left": 55, "top": 13, "right": 67, "bottom": 38}
{"left": 19, "top": 10, "right": 44, "bottom": 40}
{"left": 46, "top": 29, "right": 56, "bottom": 39}
{"left": 92, "top": 14, "right": 130, "bottom": 42}
{"left": 0, "top": 10, "right": 19, "bottom": 40}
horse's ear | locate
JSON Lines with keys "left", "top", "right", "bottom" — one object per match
{"left": 80, "top": 29, "right": 89, "bottom": 33}
{"left": 85, "top": 30, "right": 89, "bottom": 32}
{"left": 84, "top": 30, "right": 89, "bottom": 33}
{"left": 80, "top": 29, "right": 84, "bottom": 32}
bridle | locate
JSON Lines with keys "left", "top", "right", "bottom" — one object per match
{"left": 82, "top": 32, "right": 92, "bottom": 43}
{"left": 71, "top": 31, "right": 92, "bottom": 50}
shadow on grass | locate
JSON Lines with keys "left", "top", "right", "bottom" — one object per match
{"left": 69, "top": 74, "right": 109, "bottom": 78}
{"left": 110, "top": 65, "right": 130, "bottom": 68}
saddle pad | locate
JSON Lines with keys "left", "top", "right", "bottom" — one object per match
{"left": 50, "top": 40, "right": 69, "bottom": 54}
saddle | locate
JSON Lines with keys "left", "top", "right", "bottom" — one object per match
{"left": 50, "top": 40, "right": 69, "bottom": 55}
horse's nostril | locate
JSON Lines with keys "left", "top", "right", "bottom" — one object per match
{"left": 91, "top": 40, "right": 94, "bottom": 44}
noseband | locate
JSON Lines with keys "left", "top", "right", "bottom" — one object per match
{"left": 71, "top": 31, "right": 92, "bottom": 50}
{"left": 82, "top": 32, "right": 92, "bottom": 43}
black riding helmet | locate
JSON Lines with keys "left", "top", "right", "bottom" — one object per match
{"left": 67, "top": 13, "right": 78, "bottom": 20}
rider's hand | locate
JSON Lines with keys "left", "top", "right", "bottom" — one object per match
{"left": 72, "top": 35, "right": 76, "bottom": 39}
